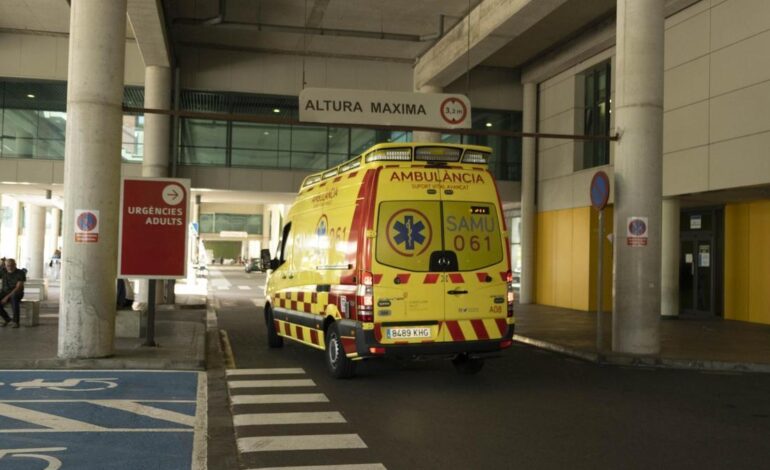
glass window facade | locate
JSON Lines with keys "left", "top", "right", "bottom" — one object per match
{"left": 0, "top": 80, "right": 523, "bottom": 181}
{"left": 582, "top": 61, "right": 611, "bottom": 169}
{"left": 200, "top": 213, "right": 263, "bottom": 235}
{"left": 0, "top": 79, "right": 144, "bottom": 163}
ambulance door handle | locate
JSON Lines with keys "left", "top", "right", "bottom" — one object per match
{"left": 448, "top": 289, "right": 468, "bottom": 295}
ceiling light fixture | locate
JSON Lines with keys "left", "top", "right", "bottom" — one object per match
{"left": 27, "top": 94, "right": 35, "bottom": 99}
{"left": 485, "top": 122, "right": 492, "bottom": 128}
{"left": 273, "top": 108, "right": 280, "bottom": 113}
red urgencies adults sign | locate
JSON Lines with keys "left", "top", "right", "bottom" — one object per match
{"left": 119, "top": 178, "right": 191, "bottom": 278}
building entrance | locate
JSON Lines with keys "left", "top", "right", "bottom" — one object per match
{"left": 679, "top": 208, "right": 723, "bottom": 317}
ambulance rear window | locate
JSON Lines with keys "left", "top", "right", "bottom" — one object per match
{"left": 376, "top": 201, "right": 442, "bottom": 272}
{"left": 443, "top": 201, "right": 503, "bottom": 271}
{"left": 375, "top": 200, "right": 503, "bottom": 272}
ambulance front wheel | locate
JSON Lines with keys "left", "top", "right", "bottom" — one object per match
{"left": 265, "top": 305, "right": 283, "bottom": 348}
{"left": 452, "top": 354, "right": 484, "bottom": 375}
{"left": 325, "top": 323, "right": 356, "bottom": 379}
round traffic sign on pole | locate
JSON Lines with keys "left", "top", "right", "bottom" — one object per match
{"left": 590, "top": 171, "right": 610, "bottom": 211}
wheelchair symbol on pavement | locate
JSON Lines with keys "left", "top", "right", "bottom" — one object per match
{"left": 0, "top": 447, "right": 66, "bottom": 470}
{"left": 10, "top": 378, "right": 119, "bottom": 391}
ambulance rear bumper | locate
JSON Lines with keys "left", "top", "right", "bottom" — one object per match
{"left": 345, "top": 320, "right": 515, "bottom": 358}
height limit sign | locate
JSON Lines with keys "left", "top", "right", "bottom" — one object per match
{"left": 119, "top": 178, "right": 191, "bottom": 278}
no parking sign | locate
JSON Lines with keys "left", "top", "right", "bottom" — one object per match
{"left": 626, "top": 217, "right": 649, "bottom": 247}
{"left": 74, "top": 209, "right": 99, "bottom": 243}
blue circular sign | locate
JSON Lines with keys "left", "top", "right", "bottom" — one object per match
{"left": 628, "top": 218, "right": 647, "bottom": 236}
{"left": 77, "top": 212, "right": 97, "bottom": 232}
{"left": 590, "top": 171, "right": 610, "bottom": 210}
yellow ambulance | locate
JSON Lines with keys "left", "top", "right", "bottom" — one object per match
{"left": 263, "top": 143, "right": 514, "bottom": 378}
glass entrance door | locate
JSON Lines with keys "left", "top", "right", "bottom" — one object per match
{"left": 679, "top": 236, "right": 714, "bottom": 315}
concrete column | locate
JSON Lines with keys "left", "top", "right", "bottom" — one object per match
{"left": 0, "top": 198, "right": 21, "bottom": 259}
{"left": 45, "top": 208, "right": 62, "bottom": 257}
{"left": 519, "top": 82, "right": 537, "bottom": 304}
{"left": 13, "top": 201, "right": 21, "bottom": 260}
{"left": 142, "top": 66, "right": 173, "bottom": 303}
{"left": 23, "top": 204, "right": 46, "bottom": 279}
{"left": 58, "top": 0, "right": 127, "bottom": 359}
{"left": 661, "top": 198, "right": 680, "bottom": 316}
{"left": 413, "top": 84, "right": 442, "bottom": 143}
{"left": 611, "top": 0, "right": 664, "bottom": 355}
{"left": 262, "top": 205, "right": 270, "bottom": 253}
{"left": 142, "top": 65, "right": 172, "bottom": 177}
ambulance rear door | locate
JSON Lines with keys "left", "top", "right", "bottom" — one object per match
{"left": 371, "top": 167, "right": 445, "bottom": 344}
{"left": 439, "top": 172, "right": 510, "bottom": 342}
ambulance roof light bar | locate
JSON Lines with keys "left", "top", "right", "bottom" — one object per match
{"left": 339, "top": 158, "right": 361, "bottom": 173}
{"left": 414, "top": 146, "right": 462, "bottom": 162}
{"left": 365, "top": 148, "right": 412, "bottom": 163}
{"left": 462, "top": 151, "right": 490, "bottom": 164}
{"left": 303, "top": 175, "right": 322, "bottom": 187}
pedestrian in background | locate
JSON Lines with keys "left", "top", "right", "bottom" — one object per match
{"left": 0, "top": 258, "right": 25, "bottom": 328}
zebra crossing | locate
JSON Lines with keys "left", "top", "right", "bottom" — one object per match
{"left": 226, "top": 368, "right": 386, "bottom": 470}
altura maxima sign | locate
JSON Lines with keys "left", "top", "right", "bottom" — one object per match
{"left": 299, "top": 88, "right": 471, "bottom": 129}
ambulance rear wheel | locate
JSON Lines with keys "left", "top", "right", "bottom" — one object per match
{"left": 325, "top": 323, "right": 356, "bottom": 379}
{"left": 265, "top": 305, "right": 283, "bottom": 348}
{"left": 452, "top": 354, "right": 484, "bottom": 375}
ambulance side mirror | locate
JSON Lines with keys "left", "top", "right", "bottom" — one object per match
{"left": 260, "top": 249, "right": 272, "bottom": 272}
{"left": 270, "top": 259, "right": 280, "bottom": 270}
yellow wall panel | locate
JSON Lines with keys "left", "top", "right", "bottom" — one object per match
{"left": 535, "top": 212, "right": 552, "bottom": 305}
{"left": 588, "top": 206, "right": 614, "bottom": 311}
{"left": 748, "top": 201, "right": 770, "bottom": 324}
{"left": 535, "top": 206, "right": 595, "bottom": 311}
{"left": 724, "top": 201, "right": 770, "bottom": 325}
{"left": 571, "top": 207, "right": 591, "bottom": 311}
{"left": 554, "top": 209, "right": 574, "bottom": 308}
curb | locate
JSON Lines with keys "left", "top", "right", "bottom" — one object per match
{"left": 513, "top": 334, "right": 770, "bottom": 374}
{"left": 0, "top": 322, "right": 208, "bottom": 371}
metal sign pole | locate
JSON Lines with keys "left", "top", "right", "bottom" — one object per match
{"left": 144, "top": 279, "right": 157, "bottom": 347}
{"left": 596, "top": 210, "right": 604, "bottom": 352}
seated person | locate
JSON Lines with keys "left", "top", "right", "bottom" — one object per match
{"left": 0, "top": 258, "right": 25, "bottom": 328}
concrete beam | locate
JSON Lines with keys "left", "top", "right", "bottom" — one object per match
{"left": 127, "top": 0, "right": 171, "bottom": 67}
{"left": 414, "top": 0, "right": 568, "bottom": 89}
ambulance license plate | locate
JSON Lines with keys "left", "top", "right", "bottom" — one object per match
{"left": 386, "top": 327, "right": 431, "bottom": 339}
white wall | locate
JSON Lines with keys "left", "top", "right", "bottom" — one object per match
{"left": 663, "top": 0, "right": 770, "bottom": 195}
{"left": 0, "top": 32, "right": 145, "bottom": 85}
{"left": 525, "top": 0, "right": 770, "bottom": 213}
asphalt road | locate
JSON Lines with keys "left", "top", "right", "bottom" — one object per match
{"left": 210, "top": 266, "right": 770, "bottom": 470}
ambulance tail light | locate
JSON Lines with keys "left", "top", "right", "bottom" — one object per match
{"left": 506, "top": 270, "right": 514, "bottom": 318}
{"left": 357, "top": 271, "right": 374, "bottom": 322}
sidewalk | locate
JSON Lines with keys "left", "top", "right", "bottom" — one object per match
{"left": 0, "top": 279, "right": 208, "bottom": 370}
{"left": 514, "top": 303, "right": 770, "bottom": 373}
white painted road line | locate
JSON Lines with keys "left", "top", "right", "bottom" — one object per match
{"left": 238, "top": 285, "right": 252, "bottom": 290}
{"left": 238, "top": 434, "right": 367, "bottom": 453}
{"left": 234, "top": 412, "right": 346, "bottom": 426}
{"left": 92, "top": 400, "right": 195, "bottom": 427}
{"left": 231, "top": 394, "right": 329, "bottom": 405}
{"left": 0, "top": 403, "right": 106, "bottom": 431}
{"left": 228, "top": 379, "right": 316, "bottom": 389}
{"left": 226, "top": 368, "right": 305, "bottom": 376}
{"left": 248, "top": 465, "right": 387, "bottom": 470}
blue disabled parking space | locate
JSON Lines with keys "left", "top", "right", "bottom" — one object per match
{"left": 0, "top": 370, "right": 203, "bottom": 470}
